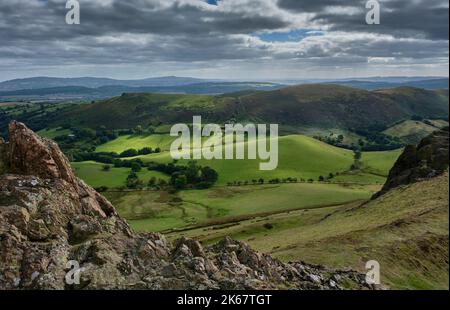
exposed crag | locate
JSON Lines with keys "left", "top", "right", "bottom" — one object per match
{"left": 0, "top": 122, "right": 374, "bottom": 290}
{"left": 374, "top": 127, "right": 449, "bottom": 198}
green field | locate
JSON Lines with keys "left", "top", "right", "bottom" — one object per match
{"left": 361, "top": 149, "right": 403, "bottom": 176}
{"left": 38, "top": 127, "right": 72, "bottom": 139}
{"left": 74, "top": 133, "right": 401, "bottom": 236}
{"left": 71, "top": 161, "right": 168, "bottom": 188}
{"left": 119, "top": 134, "right": 400, "bottom": 185}
{"left": 105, "top": 182, "right": 375, "bottom": 233}
{"left": 96, "top": 134, "right": 176, "bottom": 153}
{"left": 120, "top": 134, "right": 361, "bottom": 184}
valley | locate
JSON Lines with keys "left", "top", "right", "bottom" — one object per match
{"left": 1, "top": 83, "right": 448, "bottom": 290}
{"left": 70, "top": 131, "right": 400, "bottom": 233}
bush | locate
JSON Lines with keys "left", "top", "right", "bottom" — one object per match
{"left": 131, "top": 162, "right": 142, "bottom": 172}
{"left": 120, "top": 149, "right": 138, "bottom": 158}
{"left": 263, "top": 223, "right": 274, "bottom": 230}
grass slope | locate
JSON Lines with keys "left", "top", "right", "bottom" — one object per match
{"left": 360, "top": 149, "right": 403, "bottom": 176}
{"left": 71, "top": 161, "right": 168, "bottom": 188}
{"left": 383, "top": 120, "right": 444, "bottom": 144}
{"left": 38, "top": 127, "right": 72, "bottom": 139}
{"left": 43, "top": 85, "right": 449, "bottom": 132}
{"left": 128, "top": 135, "right": 359, "bottom": 185}
{"left": 96, "top": 134, "right": 176, "bottom": 153}
{"left": 173, "top": 174, "right": 449, "bottom": 290}
{"left": 106, "top": 182, "right": 375, "bottom": 233}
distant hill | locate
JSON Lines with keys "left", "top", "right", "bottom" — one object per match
{"left": 326, "top": 78, "right": 449, "bottom": 90}
{"left": 0, "top": 76, "right": 210, "bottom": 91}
{"left": 0, "top": 82, "right": 282, "bottom": 99}
{"left": 0, "top": 76, "right": 447, "bottom": 99}
{"left": 238, "top": 85, "right": 449, "bottom": 130}
{"left": 39, "top": 85, "right": 448, "bottom": 133}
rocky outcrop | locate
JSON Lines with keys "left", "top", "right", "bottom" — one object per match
{"left": 0, "top": 137, "right": 8, "bottom": 175}
{"left": 0, "top": 121, "right": 373, "bottom": 290}
{"left": 374, "top": 127, "right": 449, "bottom": 198}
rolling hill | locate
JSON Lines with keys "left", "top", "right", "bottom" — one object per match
{"left": 44, "top": 85, "right": 448, "bottom": 133}
{"left": 238, "top": 85, "right": 449, "bottom": 130}
{"left": 0, "top": 76, "right": 210, "bottom": 91}
{"left": 93, "top": 134, "right": 399, "bottom": 186}
{"left": 169, "top": 129, "right": 449, "bottom": 289}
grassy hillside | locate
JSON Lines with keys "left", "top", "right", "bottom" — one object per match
{"left": 360, "top": 149, "right": 403, "bottom": 176}
{"left": 173, "top": 173, "right": 449, "bottom": 290}
{"left": 40, "top": 85, "right": 448, "bottom": 133}
{"left": 383, "top": 120, "right": 446, "bottom": 144}
{"left": 125, "top": 134, "right": 359, "bottom": 185}
{"left": 106, "top": 182, "right": 375, "bottom": 233}
{"left": 51, "top": 93, "right": 236, "bottom": 130}
{"left": 238, "top": 85, "right": 449, "bottom": 130}
{"left": 89, "top": 133, "right": 401, "bottom": 186}
{"left": 38, "top": 127, "right": 72, "bottom": 139}
{"left": 96, "top": 134, "right": 176, "bottom": 153}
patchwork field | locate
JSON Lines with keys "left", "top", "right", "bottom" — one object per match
{"left": 74, "top": 133, "right": 402, "bottom": 188}
{"left": 73, "top": 133, "right": 401, "bottom": 241}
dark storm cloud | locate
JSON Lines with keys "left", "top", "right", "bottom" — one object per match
{"left": 278, "top": 0, "right": 449, "bottom": 40}
{"left": 0, "top": 0, "right": 448, "bottom": 80}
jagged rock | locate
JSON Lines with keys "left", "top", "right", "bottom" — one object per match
{"left": 0, "top": 138, "right": 8, "bottom": 175}
{"left": 374, "top": 127, "right": 449, "bottom": 198}
{"left": 0, "top": 121, "right": 374, "bottom": 290}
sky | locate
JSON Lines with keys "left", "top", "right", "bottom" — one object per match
{"left": 0, "top": 0, "right": 448, "bottom": 81}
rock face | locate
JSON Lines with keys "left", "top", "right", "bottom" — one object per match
{"left": 374, "top": 127, "right": 449, "bottom": 199}
{"left": 0, "top": 122, "right": 373, "bottom": 290}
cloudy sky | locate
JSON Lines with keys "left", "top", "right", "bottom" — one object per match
{"left": 0, "top": 0, "right": 448, "bottom": 81}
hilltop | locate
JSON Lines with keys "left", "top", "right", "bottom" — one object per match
{"left": 239, "top": 85, "right": 448, "bottom": 130}
{"left": 35, "top": 85, "right": 448, "bottom": 133}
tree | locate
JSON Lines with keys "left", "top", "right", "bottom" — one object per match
{"left": 174, "top": 174, "right": 187, "bottom": 190}
{"left": 134, "top": 125, "right": 144, "bottom": 135}
{"left": 158, "top": 179, "right": 168, "bottom": 187}
{"left": 126, "top": 172, "right": 141, "bottom": 189}
{"left": 148, "top": 176, "right": 157, "bottom": 187}
{"left": 102, "top": 165, "right": 111, "bottom": 171}
{"left": 139, "top": 147, "right": 152, "bottom": 155}
{"left": 131, "top": 162, "right": 142, "bottom": 172}
{"left": 201, "top": 166, "right": 218, "bottom": 184}
{"left": 318, "top": 176, "right": 325, "bottom": 182}
{"left": 120, "top": 149, "right": 138, "bottom": 158}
